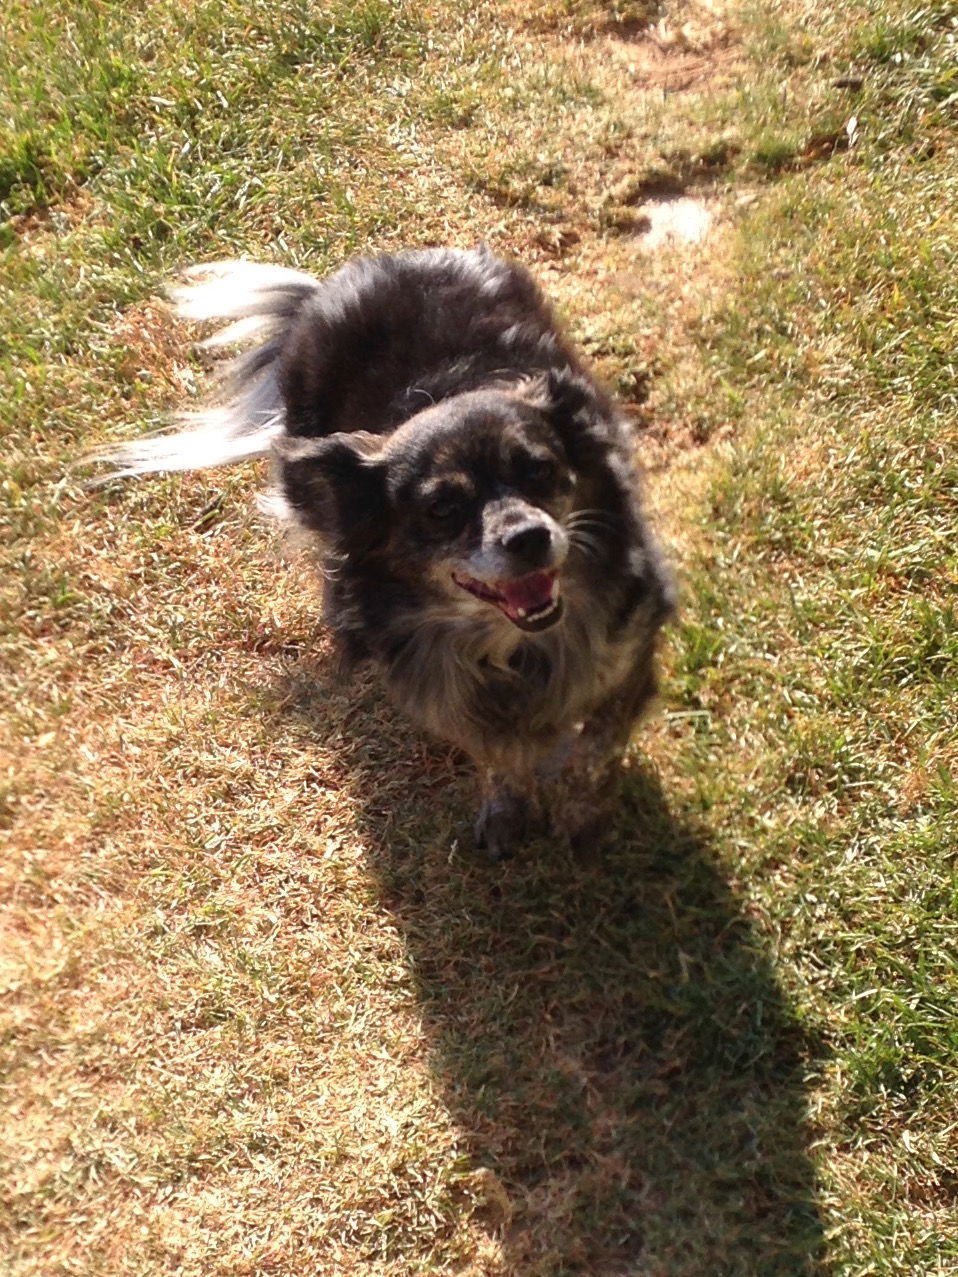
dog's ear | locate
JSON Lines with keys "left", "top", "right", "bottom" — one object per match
{"left": 277, "top": 431, "right": 388, "bottom": 552}
{"left": 523, "top": 368, "right": 617, "bottom": 468}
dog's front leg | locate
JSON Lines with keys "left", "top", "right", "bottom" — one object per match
{"left": 539, "top": 648, "right": 658, "bottom": 853}
{"left": 474, "top": 774, "right": 531, "bottom": 861}
{"left": 581, "top": 642, "right": 658, "bottom": 766}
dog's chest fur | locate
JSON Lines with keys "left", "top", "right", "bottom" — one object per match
{"left": 382, "top": 584, "right": 644, "bottom": 770}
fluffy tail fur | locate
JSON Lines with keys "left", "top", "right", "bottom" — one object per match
{"left": 94, "top": 261, "right": 319, "bottom": 478}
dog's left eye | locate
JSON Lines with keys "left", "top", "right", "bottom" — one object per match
{"left": 425, "top": 493, "right": 466, "bottom": 529}
{"left": 519, "top": 455, "right": 559, "bottom": 487}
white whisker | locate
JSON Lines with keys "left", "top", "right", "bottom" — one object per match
{"left": 568, "top": 530, "right": 604, "bottom": 561}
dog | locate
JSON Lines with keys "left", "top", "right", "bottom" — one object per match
{"left": 101, "top": 246, "right": 675, "bottom": 857}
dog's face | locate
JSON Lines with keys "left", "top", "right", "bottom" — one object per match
{"left": 385, "top": 390, "right": 577, "bottom": 631}
{"left": 279, "top": 373, "right": 615, "bottom": 633}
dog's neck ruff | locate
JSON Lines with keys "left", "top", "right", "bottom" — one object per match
{"left": 382, "top": 582, "right": 643, "bottom": 774}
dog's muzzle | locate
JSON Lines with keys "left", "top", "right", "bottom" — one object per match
{"left": 451, "top": 568, "right": 564, "bottom": 631}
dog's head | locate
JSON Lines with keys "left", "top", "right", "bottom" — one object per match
{"left": 277, "top": 370, "right": 621, "bottom": 633}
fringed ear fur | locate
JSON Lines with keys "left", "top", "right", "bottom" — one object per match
{"left": 276, "top": 432, "right": 389, "bottom": 552}
{"left": 518, "top": 367, "right": 617, "bottom": 467}
{"left": 544, "top": 367, "right": 600, "bottom": 421}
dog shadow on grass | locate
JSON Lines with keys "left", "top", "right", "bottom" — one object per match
{"left": 281, "top": 660, "right": 826, "bottom": 1276}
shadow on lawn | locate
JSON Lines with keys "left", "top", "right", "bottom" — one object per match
{"left": 283, "top": 662, "right": 826, "bottom": 1276}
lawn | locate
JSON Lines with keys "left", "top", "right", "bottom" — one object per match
{"left": 2, "top": 0, "right": 957, "bottom": 1273}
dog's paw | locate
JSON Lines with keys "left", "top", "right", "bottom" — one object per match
{"left": 474, "top": 791, "right": 529, "bottom": 861}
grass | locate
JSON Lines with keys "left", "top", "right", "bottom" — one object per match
{"left": 2, "top": 0, "right": 957, "bottom": 1272}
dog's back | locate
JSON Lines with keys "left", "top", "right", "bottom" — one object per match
{"left": 278, "top": 247, "right": 599, "bottom": 441}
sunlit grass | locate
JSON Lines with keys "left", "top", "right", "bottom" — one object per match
{"left": 2, "top": 1, "right": 957, "bottom": 1273}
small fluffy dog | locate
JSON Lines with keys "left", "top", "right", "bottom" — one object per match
{"left": 103, "top": 247, "right": 675, "bottom": 857}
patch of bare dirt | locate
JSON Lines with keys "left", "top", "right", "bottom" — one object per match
{"left": 8, "top": 189, "right": 96, "bottom": 256}
{"left": 595, "top": 20, "right": 742, "bottom": 95}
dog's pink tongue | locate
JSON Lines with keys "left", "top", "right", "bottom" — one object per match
{"left": 500, "top": 572, "right": 554, "bottom": 612}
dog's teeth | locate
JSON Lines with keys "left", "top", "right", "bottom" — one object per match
{"left": 516, "top": 607, "right": 527, "bottom": 619}
{"left": 525, "top": 595, "right": 558, "bottom": 621}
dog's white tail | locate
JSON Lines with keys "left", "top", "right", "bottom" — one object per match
{"left": 94, "top": 261, "right": 320, "bottom": 479}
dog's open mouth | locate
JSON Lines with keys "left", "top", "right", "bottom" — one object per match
{"left": 452, "top": 568, "right": 563, "bottom": 631}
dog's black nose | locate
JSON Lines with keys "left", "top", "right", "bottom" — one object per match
{"left": 503, "top": 522, "right": 552, "bottom": 567}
